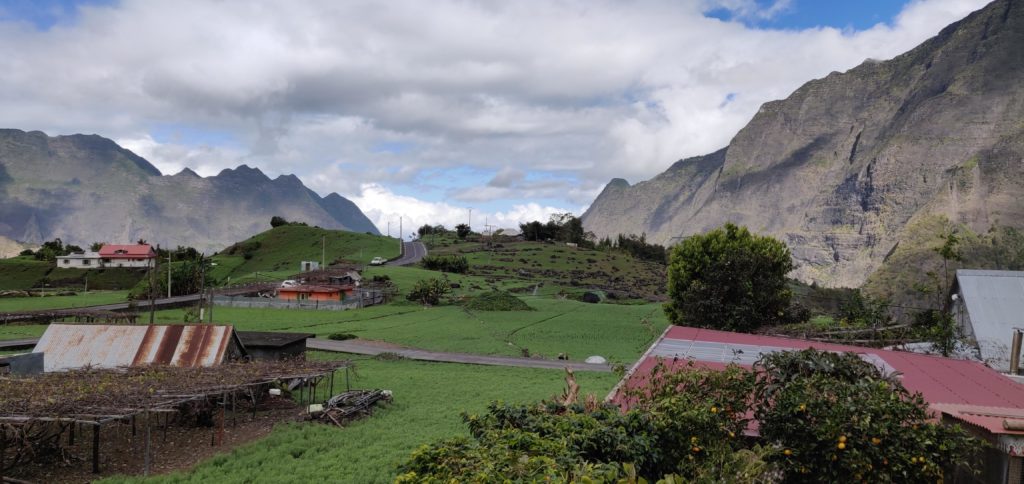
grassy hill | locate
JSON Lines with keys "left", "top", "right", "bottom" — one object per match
{"left": 424, "top": 234, "right": 667, "bottom": 301}
{"left": 209, "top": 225, "right": 401, "bottom": 284}
{"left": 0, "top": 256, "right": 145, "bottom": 291}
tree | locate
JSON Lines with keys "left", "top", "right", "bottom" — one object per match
{"left": 754, "top": 349, "right": 979, "bottom": 483}
{"left": 270, "top": 215, "right": 288, "bottom": 228}
{"left": 664, "top": 223, "right": 794, "bottom": 331}
{"left": 89, "top": 242, "right": 104, "bottom": 252}
{"left": 417, "top": 224, "right": 434, "bottom": 237}
{"left": 406, "top": 278, "right": 451, "bottom": 306}
{"left": 455, "top": 223, "right": 472, "bottom": 239}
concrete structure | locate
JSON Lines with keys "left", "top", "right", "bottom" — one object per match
{"left": 0, "top": 352, "right": 43, "bottom": 375}
{"left": 611, "top": 326, "right": 1024, "bottom": 481}
{"left": 950, "top": 269, "right": 1024, "bottom": 372}
{"left": 33, "top": 324, "right": 246, "bottom": 372}
{"left": 98, "top": 244, "right": 157, "bottom": 268}
{"left": 300, "top": 260, "right": 320, "bottom": 272}
{"left": 236, "top": 331, "right": 315, "bottom": 361}
{"left": 55, "top": 251, "right": 102, "bottom": 269}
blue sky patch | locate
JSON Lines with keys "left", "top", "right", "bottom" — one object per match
{"left": 706, "top": 0, "right": 908, "bottom": 31}
{"left": 0, "top": 0, "right": 115, "bottom": 30}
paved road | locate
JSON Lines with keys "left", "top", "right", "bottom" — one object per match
{"left": 0, "top": 338, "right": 39, "bottom": 351}
{"left": 307, "top": 338, "right": 612, "bottom": 372}
{"left": 387, "top": 241, "right": 427, "bottom": 266}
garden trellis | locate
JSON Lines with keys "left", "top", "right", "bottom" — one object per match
{"left": 0, "top": 359, "right": 349, "bottom": 475}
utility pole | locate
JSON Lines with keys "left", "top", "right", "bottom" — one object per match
{"left": 321, "top": 235, "right": 325, "bottom": 268}
{"left": 151, "top": 243, "right": 159, "bottom": 323}
{"left": 399, "top": 216, "right": 403, "bottom": 242}
{"left": 387, "top": 221, "right": 391, "bottom": 238}
{"left": 167, "top": 250, "right": 172, "bottom": 298}
{"left": 468, "top": 208, "right": 473, "bottom": 232}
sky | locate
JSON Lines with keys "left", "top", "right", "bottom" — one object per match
{"left": 0, "top": 0, "right": 991, "bottom": 234}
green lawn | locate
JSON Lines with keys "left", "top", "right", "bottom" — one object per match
{"left": 0, "top": 257, "right": 51, "bottom": 290}
{"left": 140, "top": 297, "right": 666, "bottom": 364}
{"left": 0, "top": 290, "right": 130, "bottom": 312}
{"left": 0, "top": 256, "right": 146, "bottom": 291}
{"left": 103, "top": 354, "right": 621, "bottom": 484}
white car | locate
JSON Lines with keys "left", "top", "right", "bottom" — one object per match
{"left": 370, "top": 257, "right": 386, "bottom": 266}
{"left": 280, "top": 279, "right": 299, "bottom": 288}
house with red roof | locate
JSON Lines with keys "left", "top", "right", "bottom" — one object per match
{"left": 610, "top": 326, "right": 1024, "bottom": 482}
{"left": 97, "top": 244, "right": 157, "bottom": 268}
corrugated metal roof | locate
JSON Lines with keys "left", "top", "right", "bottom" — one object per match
{"left": 33, "top": 324, "right": 240, "bottom": 372}
{"left": 932, "top": 404, "right": 1024, "bottom": 435}
{"left": 98, "top": 244, "right": 155, "bottom": 258}
{"left": 956, "top": 269, "right": 1024, "bottom": 371}
{"left": 613, "top": 326, "right": 1024, "bottom": 414}
{"left": 278, "top": 285, "right": 342, "bottom": 293}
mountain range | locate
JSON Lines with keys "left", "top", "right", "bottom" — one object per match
{"left": 582, "top": 0, "right": 1024, "bottom": 289}
{"left": 0, "top": 129, "right": 378, "bottom": 253}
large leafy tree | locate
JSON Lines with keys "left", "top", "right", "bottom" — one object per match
{"left": 665, "top": 223, "right": 794, "bottom": 331}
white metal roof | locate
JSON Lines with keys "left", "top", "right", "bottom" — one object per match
{"left": 956, "top": 269, "right": 1024, "bottom": 371}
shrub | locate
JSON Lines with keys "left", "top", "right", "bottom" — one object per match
{"left": 406, "top": 277, "right": 451, "bottom": 306}
{"left": 420, "top": 254, "right": 469, "bottom": 273}
{"left": 665, "top": 223, "right": 794, "bottom": 332}
{"left": 464, "top": 290, "right": 533, "bottom": 311}
{"left": 327, "top": 332, "right": 357, "bottom": 341}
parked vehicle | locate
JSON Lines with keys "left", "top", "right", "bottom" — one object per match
{"left": 369, "top": 257, "right": 386, "bottom": 266}
{"left": 280, "top": 279, "right": 299, "bottom": 288}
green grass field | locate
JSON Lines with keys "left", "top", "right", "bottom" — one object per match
{"left": 133, "top": 296, "right": 666, "bottom": 364}
{"left": 0, "top": 257, "right": 146, "bottom": 291}
{"left": 103, "top": 354, "right": 621, "bottom": 484}
{"left": 209, "top": 225, "right": 401, "bottom": 284}
{"left": 0, "top": 290, "right": 130, "bottom": 312}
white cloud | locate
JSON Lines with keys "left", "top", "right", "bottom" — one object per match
{"left": 349, "top": 183, "right": 570, "bottom": 235}
{"left": 0, "top": 0, "right": 991, "bottom": 220}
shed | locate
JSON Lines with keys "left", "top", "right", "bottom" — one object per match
{"left": 236, "top": 331, "right": 315, "bottom": 361}
{"left": 32, "top": 324, "right": 246, "bottom": 372}
{"left": 950, "top": 269, "right": 1024, "bottom": 372}
{"left": 300, "top": 260, "right": 320, "bottom": 272}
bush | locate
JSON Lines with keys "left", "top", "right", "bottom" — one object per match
{"left": 464, "top": 290, "right": 533, "bottom": 311}
{"left": 399, "top": 349, "right": 982, "bottom": 482}
{"left": 754, "top": 349, "right": 980, "bottom": 483}
{"left": 420, "top": 254, "right": 469, "bottom": 273}
{"left": 665, "top": 223, "right": 794, "bottom": 332}
{"left": 406, "top": 278, "right": 451, "bottom": 306}
{"left": 328, "top": 332, "right": 357, "bottom": 341}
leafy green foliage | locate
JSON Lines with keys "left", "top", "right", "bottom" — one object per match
{"left": 455, "top": 223, "right": 472, "bottom": 239}
{"left": 420, "top": 254, "right": 469, "bottom": 273}
{"left": 519, "top": 213, "right": 590, "bottom": 246}
{"left": 399, "top": 349, "right": 981, "bottom": 483}
{"left": 463, "top": 290, "right": 533, "bottom": 311}
{"left": 31, "top": 238, "right": 81, "bottom": 262}
{"left": 406, "top": 278, "right": 451, "bottom": 305}
{"left": 665, "top": 223, "right": 795, "bottom": 331}
{"left": 596, "top": 233, "right": 668, "bottom": 264}
{"left": 327, "top": 332, "right": 357, "bottom": 341}
{"left": 754, "top": 349, "right": 980, "bottom": 483}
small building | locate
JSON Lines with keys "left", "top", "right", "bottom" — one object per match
{"left": 329, "top": 271, "right": 362, "bottom": 286}
{"left": 99, "top": 244, "right": 157, "bottom": 268}
{"left": 300, "top": 260, "right": 321, "bottom": 272}
{"left": 32, "top": 324, "right": 246, "bottom": 372}
{"left": 950, "top": 269, "right": 1024, "bottom": 372}
{"left": 55, "top": 251, "right": 102, "bottom": 269}
{"left": 277, "top": 285, "right": 343, "bottom": 302}
{"left": 236, "top": 331, "right": 315, "bottom": 361}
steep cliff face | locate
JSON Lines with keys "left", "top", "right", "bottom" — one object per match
{"left": 0, "top": 129, "right": 380, "bottom": 251}
{"left": 583, "top": 0, "right": 1024, "bottom": 287}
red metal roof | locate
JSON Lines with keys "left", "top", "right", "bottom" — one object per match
{"left": 612, "top": 326, "right": 1024, "bottom": 420}
{"left": 932, "top": 404, "right": 1024, "bottom": 436}
{"left": 98, "top": 244, "right": 156, "bottom": 258}
{"left": 33, "top": 324, "right": 240, "bottom": 372}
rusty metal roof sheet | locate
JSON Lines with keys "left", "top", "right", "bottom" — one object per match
{"left": 33, "top": 324, "right": 240, "bottom": 372}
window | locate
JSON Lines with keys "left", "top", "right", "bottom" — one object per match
{"left": 82, "top": 259, "right": 90, "bottom": 266}
{"left": 63, "top": 259, "right": 70, "bottom": 264}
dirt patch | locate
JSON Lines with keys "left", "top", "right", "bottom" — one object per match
{"left": 4, "top": 398, "right": 304, "bottom": 483}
